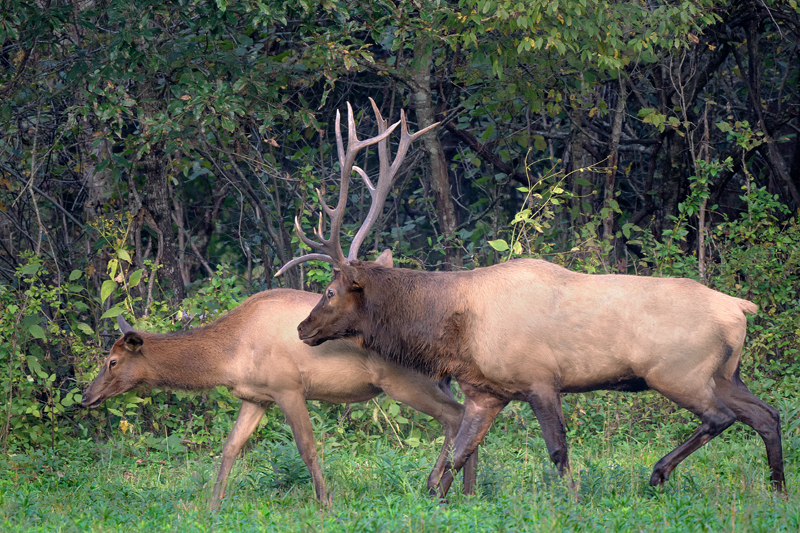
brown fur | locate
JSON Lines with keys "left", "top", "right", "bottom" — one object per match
{"left": 299, "top": 256, "right": 785, "bottom": 497}
{"left": 82, "top": 289, "right": 477, "bottom": 509}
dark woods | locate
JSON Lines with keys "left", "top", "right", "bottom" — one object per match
{"left": 2, "top": 1, "right": 799, "bottom": 289}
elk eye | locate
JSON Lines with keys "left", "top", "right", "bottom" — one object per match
{"left": 326, "top": 288, "right": 335, "bottom": 299}
{"left": 109, "top": 359, "right": 117, "bottom": 368}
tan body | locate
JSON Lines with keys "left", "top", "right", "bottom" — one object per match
{"left": 299, "top": 257, "right": 785, "bottom": 497}
{"left": 81, "top": 289, "right": 476, "bottom": 509}
{"left": 443, "top": 260, "right": 752, "bottom": 396}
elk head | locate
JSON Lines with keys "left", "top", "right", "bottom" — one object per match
{"left": 297, "top": 249, "right": 393, "bottom": 345}
{"left": 81, "top": 315, "right": 147, "bottom": 408}
{"left": 276, "top": 98, "right": 437, "bottom": 346}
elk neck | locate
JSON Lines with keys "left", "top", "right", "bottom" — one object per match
{"left": 135, "top": 313, "right": 244, "bottom": 391}
{"left": 356, "top": 264, "right": 477, "bottom": 381}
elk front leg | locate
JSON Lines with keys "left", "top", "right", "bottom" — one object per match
{"left": 377, "top": 370, "right": 477, "bottom": 495}
{"left": 433, "top": 384, "right": 507, "bottom": 499}
{"left": 275, "top": 392, "right": 331, "bottom": 506}
{"left": 211, "top": 400, "right": 270, "bottom": 510}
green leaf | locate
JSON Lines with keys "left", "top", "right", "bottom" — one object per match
{"left": 101, "top": 280, "right": 117, "bottom": 304}
{"left": 101, "top": 307, "right": 125, "bottom": 319}
{"left": 108, "top": 259, "right": 118, "bottom": 279}
{"left": 28, "top": 324, "right": 46, "bottom": 340}
{"left": 117, "top": 249, "right": 131, "bottom": 263}
{"left": 77, "top": 323, "right": 94, "bottom": 335}
{"left": 488, "top": 239, "right": 509, "bottom": 251}
{"left": 69, "top": 270, "right": 83, "bottom": 281}
{"left": 21, "top": 263, "right": 40, "bottom": 276}
{"left": 533, "top": 134, "right": 547, "bottom": 151}
{"left": 27, "top": 356, "right": 43, "bottom": 377}
{"left": 128, "top": 269, "right": 144, "bottom": 287}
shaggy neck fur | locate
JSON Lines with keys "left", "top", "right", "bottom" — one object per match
{"left": 354, "top": 263, "right": 484, "bottom": 385}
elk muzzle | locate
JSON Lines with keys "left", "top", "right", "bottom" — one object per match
{"left": 80, "top": 390, "right": 105, "bottom": 408}
{"left": 297, "top": 318, "right": 324, "bottom": 346}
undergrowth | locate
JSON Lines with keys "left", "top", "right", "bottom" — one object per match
{"left": 1, "top": 410, "right": 797, "bottom": 532}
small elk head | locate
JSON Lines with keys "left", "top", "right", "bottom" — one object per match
{"left": 81, "top": 315, "right": 146, "bottom": 408}
{"left": 276, "top": 98, "right": 436, "bottom": 346}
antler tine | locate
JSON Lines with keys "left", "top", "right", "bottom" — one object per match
{"left": 352, "top": 166, "right": 375, "bottom": 192}
{"left": 275, "top": 253, "right": 337, "bottom": 277}
{"left": 277, "top": 101, "right": 401, "bottom": 276}
{"left": 369, "top": 98, "right": 391, "bottom": 185}
{"left": 274, "top": 216, "right": 337, "bottom": 278}
{"left": 348, "top": 107, "right": 440, "bottom": 262}
{"left": 294, "top": 214, "right": 324, "bottom": 250}
{"left": 391, "top": 110, "right": 440, "bottom": 178}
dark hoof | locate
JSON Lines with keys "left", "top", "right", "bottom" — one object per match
{"left": 650, "top": 468, "right": 670, "bottom": 486}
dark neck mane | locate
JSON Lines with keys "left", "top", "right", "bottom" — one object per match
{"left": 359, "top": 266, "right": 476, "bottom": 381}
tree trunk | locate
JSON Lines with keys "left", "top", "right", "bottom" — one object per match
{"left": 604, "top": 76, "right": 627, "bottom": 266}
{"left": 408, "top": 38, "right": 462, "bottom": 270}
{"left": 138, "top": 81, "right": 185, "bottom": 302}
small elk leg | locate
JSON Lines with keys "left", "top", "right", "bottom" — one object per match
{"left": 527, "top": 388, "right": 575, "bottom": 491}
{"left": 649, "top": 385, "right": 736, "bottom": 487}
{"left": 714, "top": 372, "right": 785, "bottom": 492}
{"left": 434, "top": 386, "right": 508, "bottom": 499}
{"left": 275, "top": 392, "right": 331, "bottom": 506}
{"left": 211, "top": 400, "right": 270, "bottom": 510}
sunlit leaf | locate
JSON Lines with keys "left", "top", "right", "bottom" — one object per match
{"left": 101, "top": 280, "right": 117, "bottom": 304}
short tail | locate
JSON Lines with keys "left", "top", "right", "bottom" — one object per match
{"left": 738, "top": 299, "right": 758, "bottom": 315}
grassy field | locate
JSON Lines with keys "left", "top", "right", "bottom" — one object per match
{"left": 1, "top": 396, "right": 798, "bottom": 533}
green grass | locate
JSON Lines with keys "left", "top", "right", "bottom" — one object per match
{"left": 1, "top": 418, "right": 798, "bottom": 533}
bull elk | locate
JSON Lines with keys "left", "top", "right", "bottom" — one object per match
{"left": 81, "top": 289, "right": 476, "bottom": 509}
{"left": 277, "top": 99, "right": 785, "bottom": 498}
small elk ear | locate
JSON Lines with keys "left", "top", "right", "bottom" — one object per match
{"left": 374, "top": 249, "right": 394, "bottom": 268}
{"left": 117, "top": 314, "right": 134, "bottom": 333}
{"left": 122, "top": 332, "right": 144, "bottom": 353}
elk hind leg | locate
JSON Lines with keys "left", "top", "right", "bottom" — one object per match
{"left": 527, "top": 388, "right": 575, "bottom": 491}
{"left": 649, "top": 381, "right": 736, "bottom": 487}
{"left": 714, "top": 372, "right": 785, "bottom": 492}
{"left": 276, "top": 392, "right": 330, "bottom": 506}
{"left": 212, "top": 400, "right": 270, "bottom": 510}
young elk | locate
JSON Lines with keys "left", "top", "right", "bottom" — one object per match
{"left": 277, "top": 99, "right": 785, "bottom": 498}
{"left": 81, "top": 289, "right": 476, "bottom": 509}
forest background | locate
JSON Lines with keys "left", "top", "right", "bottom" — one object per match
{"left": 0, "top": 0, "right": 799, "bottom": 517}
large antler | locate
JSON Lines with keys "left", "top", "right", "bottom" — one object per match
{"left": 347, "top": 98, "right": 439, "bottom": 261}
{"left": 276, "top": 100, "right": 438, "bottom": 277}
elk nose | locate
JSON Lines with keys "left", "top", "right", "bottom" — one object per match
{"left": 80, "top": 393, "right": 97, "bottom": 408}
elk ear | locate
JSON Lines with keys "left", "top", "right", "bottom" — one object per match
{"left": 374, "top": 249, "right": 393, "bottom": 268}
{"left": 117, "top": 314, "right": 134, "bottom": 333}
{"left": 122, "top": 332, "right": 144, "bottom": 353}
